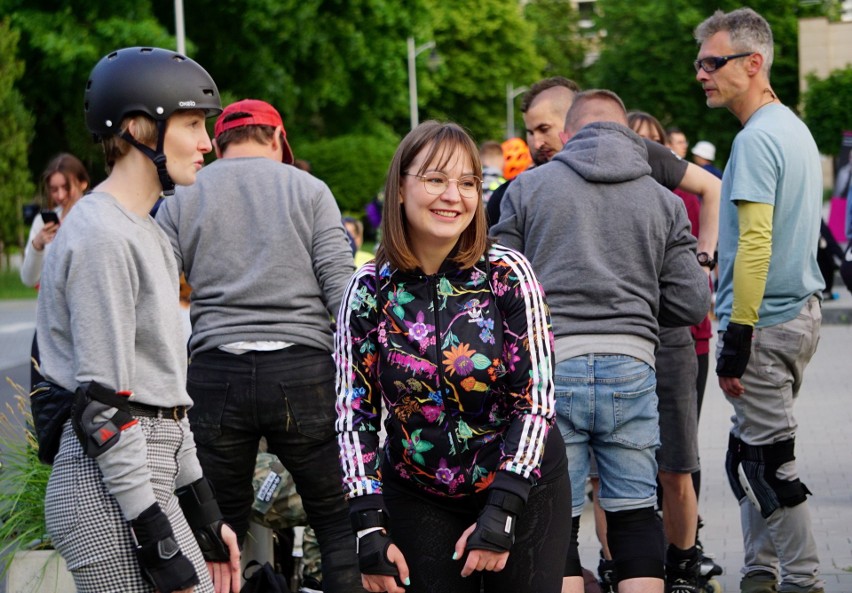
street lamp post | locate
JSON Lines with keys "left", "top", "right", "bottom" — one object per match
{"left": 408, "top": 37, "right": 436, "bottom": 130}
{"left": 175, "top": 0, "right": 186, "bottom": 55}
{"left": 506, "top": 83, "right": 529, "bottom": 139}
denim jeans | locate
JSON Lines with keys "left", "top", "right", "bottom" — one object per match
{"left": 187, "top": 346, "right": 361, "bottom": 592}
{"left": 554, "top": 354, "right": 660, "bottom": 516}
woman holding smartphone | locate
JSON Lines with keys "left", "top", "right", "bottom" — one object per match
{"left": 335, "top": 120, "right": 571, "bottom": 593}
{"left": 21, "top": 153, "right": 90, "bottom": 387}
{"left": 20, "top": 153, "right": 90, "bottom": 288}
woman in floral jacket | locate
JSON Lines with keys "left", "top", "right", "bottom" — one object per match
{"left": 335, "top": 121, "right": 570, "bottom": 593}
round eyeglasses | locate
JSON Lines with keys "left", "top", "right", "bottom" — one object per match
{"left": 694, "top": 52, "right": 753, "bottom": 73}
{"left": 405, "top": 172, "right": 481, "bottom": 199}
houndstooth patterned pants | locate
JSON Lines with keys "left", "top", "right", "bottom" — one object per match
{"left": 45, "top": 419, "right": 214, "bottom": 593}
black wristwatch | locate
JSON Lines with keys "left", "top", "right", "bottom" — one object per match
{"left": 697, "top": 252, "right": 716, "bottom": 270}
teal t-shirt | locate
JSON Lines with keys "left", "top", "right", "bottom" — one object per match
{"left": 716, "top": 104, "right": 824, "bottom": 330}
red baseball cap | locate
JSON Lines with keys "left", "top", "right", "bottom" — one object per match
{"left": 214, "top": 99, "right": 294, "bottom": 164}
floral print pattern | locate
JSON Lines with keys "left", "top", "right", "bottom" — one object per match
{"left": 336, "top": 244, "right": 555, "bottom": 500}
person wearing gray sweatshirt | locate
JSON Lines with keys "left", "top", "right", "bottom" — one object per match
{"left": 491, "top": 90, "right": 710, "bottom": 593}
{"left": 156, "top": 99, "right": 361, "bottom": 591}
{"left": 37, "top": 47, "right": 240, "bottom": 593}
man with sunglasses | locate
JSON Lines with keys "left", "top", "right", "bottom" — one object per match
{"left": 695, "top": 9, "right": 824, "bottom": 593}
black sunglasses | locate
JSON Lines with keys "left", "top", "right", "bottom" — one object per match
{"left": 694, "top": 52, "right": 752, "bottom": 73}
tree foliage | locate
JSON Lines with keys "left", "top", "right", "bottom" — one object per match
{"left": 418, "top": 0, "right": 544, "bottom": 143}
{"left": 152, "top": 0, "right": 420, "bottom": 139}
{"left": 0, "top": 17, "right": 35, "bottom": 267}
{"left": 589, "top": 0, "right": 810, "bottom": 165}
{"left": 803, "top": 68, "right": 852, "bottom": 156}
{"left": 297, "top": 128, "right": 400, "bottom": 215}
{"left": 6, "top": 0, "right": 844, "bottom": 267}
{"left": 6, "top": 0, "right": 176, "bottom": 185}
{"left": 523, "top": 0, "right": 588, "bottom": 85}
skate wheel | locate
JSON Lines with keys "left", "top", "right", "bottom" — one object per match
{"left": 704, "top": 578, "right": 723, "bottom": 593}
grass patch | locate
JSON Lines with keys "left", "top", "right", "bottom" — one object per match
{"left": 0, "top": 269, "right": 37, "bottom": 300}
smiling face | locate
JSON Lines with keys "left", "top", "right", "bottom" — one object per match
{"left": 401, "top": 143, "right": 478, "bottom": 273}
{"left": 163, "top": 109, "right": 213, "bottom": 186}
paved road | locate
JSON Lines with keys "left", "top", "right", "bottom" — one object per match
{"left": 577, "top": 305, "right": 852, "bottom": 592}
{"left": 0, "top": 299, "right": 36, "bottom": 447}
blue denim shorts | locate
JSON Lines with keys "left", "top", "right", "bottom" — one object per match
{"left": 554, "top": 354, "right": 660, "bottom": 516}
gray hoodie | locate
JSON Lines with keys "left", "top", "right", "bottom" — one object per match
{"left": 491, "top": 122, "right": 710, "bottom": 366}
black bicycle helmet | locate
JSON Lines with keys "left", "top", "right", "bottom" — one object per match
{"left": 84, "top": 47, "right": 221, "bottom": 194}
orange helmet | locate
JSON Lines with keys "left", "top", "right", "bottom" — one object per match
{"left": 501, "top": 138, "right": 532, "bottom": 180}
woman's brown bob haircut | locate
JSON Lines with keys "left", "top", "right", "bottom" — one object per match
{"left": 376, "top": 120, "right": 487, "bottom": 273}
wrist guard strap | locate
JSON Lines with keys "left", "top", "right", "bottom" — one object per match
{"left": 351, "top": 508, "right": 389, "bottom": 533}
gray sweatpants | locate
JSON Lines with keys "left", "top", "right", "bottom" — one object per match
{"left": 718, "top": 296, "right": 822, "bottom": 592}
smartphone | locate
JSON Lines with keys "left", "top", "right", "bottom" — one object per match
{"left": 40, "top": 211, "right": 60, "bottom": 225}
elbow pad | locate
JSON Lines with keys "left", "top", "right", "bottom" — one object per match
{"left": 71, "top": 381, "right": 135, "bottom": 458}
{"left": 175, "top": 477, "right": 230, "bottom": 562}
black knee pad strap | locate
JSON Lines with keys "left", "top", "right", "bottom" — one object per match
{"left": 605, "top": 507, "right": 665, "bottom": 580}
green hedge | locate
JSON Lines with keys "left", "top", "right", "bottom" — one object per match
{"left": 295, "top": 129, "right": 399, "bottom": 215}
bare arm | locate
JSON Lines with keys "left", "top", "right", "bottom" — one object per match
{"left": 678, "top": 162, "right": 720, "bottom": 256}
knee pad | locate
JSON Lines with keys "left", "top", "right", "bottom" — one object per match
{"left": 737, "top": 438, "right": 812, "bottom": 518}
{"left": 725, "top": 433, "right": 747, "bottom": 501}
{"left": 72, "top": 381, "right": 136, "bottom": 458}
{"left": 564, "top": 515, "right": 582, "bottom": 577}
{"left": 605, "top": 507, "right": 665, "bottom": 580}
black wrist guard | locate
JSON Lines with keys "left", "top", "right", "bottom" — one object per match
{"left": 175, "top": 477, "right": 230, "bottom": 562}
{"left": 131, "top": 503, "right": 199, "bottom": 593}
{"left": 351, "top": 509, "right": 398, "bottom": 577}
{"left": 357, "top": 529, "right": 398, "bottom": 577}
{"left": 466, "top": 489, "right": 525, "bottom": 553}
{"left": 716, "top": 322, "right": 754, "bottom": 378}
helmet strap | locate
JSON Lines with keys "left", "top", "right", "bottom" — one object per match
{"left": 119, "top": 120, "right": 175, "bottom": 196}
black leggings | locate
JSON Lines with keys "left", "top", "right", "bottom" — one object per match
{"left": 384, "top": 472, "right": 572, "bottom": 593}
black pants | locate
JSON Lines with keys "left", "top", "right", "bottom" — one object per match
{"left": 383, "top": 472, "right": 572, "bottom": 593}
{"left": 187, "top": 346, "right": 361, "bottom": 592}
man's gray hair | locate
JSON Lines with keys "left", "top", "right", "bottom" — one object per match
{"left": 694, "top": 8, "right": 774, "bottom": 76}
